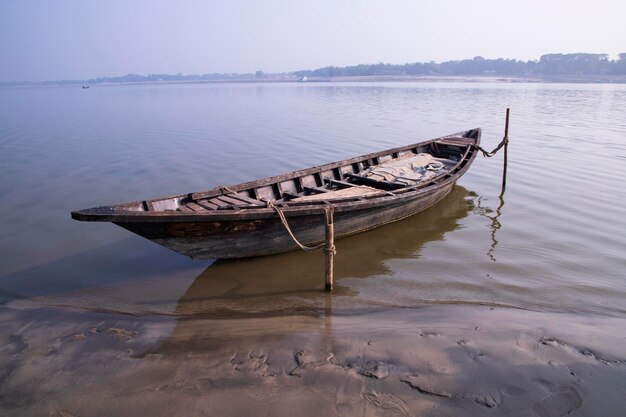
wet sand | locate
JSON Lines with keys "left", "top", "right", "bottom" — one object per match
{"left": 1, "top": 304, "right": 625, "bottom": 417}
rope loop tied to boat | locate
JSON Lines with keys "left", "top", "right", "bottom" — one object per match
{"left": 323, "top": 245, "right": 337, "bottom": 256}
{"left": 218, "top": 185, "right": 238, "bottom": 195}
{"left": 473, "top": 135, "right": 509, "bottom": 158}
{"left": 265, "top": 200, "right": 328, "bottom": 252}
{"left": 219, "top": 185, "right": 335, "bottom": 254}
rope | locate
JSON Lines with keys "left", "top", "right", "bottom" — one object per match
{"left": 218, "top": 185, "right": 238, "bottom": 195}
{"left": 265, "top": 200, "right": 331, "bottom": 253}
{"left": 217, "top": 185, "right": 335, "bottom": 254}
{"left": 473, "top": 135, "right": 509, "bottom": 158}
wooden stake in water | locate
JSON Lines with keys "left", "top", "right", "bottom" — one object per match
{"left": 324, "top": 206, "right": 335, "bottom": 291}
{"left": 501, "top": 108, "right": 510, "bottom": 196}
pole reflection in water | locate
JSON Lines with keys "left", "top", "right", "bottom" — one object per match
{"left": 323, "top": 293, "right": 334, "bottom": 355}
{"left": 469, "top": 190, "right": 505, "bottom": 262}
{"left": 172, "top": 185, "right": 473, "bottom": 318}
{"left": 487, "top": 194, "right": 505, "bottom": 262}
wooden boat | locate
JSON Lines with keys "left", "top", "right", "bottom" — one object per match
{"left": 72, "top": 128, "right": 481, "bottom": 259}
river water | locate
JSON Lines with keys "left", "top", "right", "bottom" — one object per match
{"left": 2, "top": 81, "right": 625, "bottom": 316}
{"left": 2, "top": 81, "right": 626, "bottom": 416}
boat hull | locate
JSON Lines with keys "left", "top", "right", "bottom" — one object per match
{"left": 116, "top": 183, "right": 454, "bottom": 259}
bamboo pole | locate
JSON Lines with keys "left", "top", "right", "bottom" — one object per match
{"left": 500, "top": 108, "right": 510, "bottom": 196}
{"left": 324, "top": 206, "right": 335, "bottom": 291}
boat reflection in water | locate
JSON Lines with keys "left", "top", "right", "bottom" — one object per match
{"left": 173, "top": 185, "right": 473, "bottom": 319}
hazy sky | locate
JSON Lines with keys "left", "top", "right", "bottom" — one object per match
{"left": 1, "top": 0, "right": 624, "bottom": 81}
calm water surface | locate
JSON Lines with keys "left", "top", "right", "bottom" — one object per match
{"left": 1, "top": 81, "right": 625, "bottom": 317}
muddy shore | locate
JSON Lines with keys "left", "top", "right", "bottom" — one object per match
{"left": 1, "top": 304, "right": 625, "bottom": 417}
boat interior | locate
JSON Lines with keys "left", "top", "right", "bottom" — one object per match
{"left": 118, "top": 133, "right": 478, "bottom": 214}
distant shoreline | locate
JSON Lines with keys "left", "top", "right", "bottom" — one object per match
{"left": 2, "top": 74, "right": 626, "bottom": 88}
{"left": 4, "top": 52, "right": 626, "bottom": 87}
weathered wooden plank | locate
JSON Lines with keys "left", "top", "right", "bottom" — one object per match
{"left": 177, "top": 205, "right": 194, "bottom": 212}
{"left": 196, "top": 200, "right": 220, "bottom": 210}
{"left": 293, "top": 186, "right": 378, "bottom": 202}
{"left": 218, "top": 195, "right": 248, "bottom": 208}
{"left": 436, "top": 136, "right": 472, "bottom": 146}
{"left": 279, "top": 179, "right": 298, "bottom": 194}
{"left": 282, "top": 200, "right": 330, "bottom": 207}
{"left": 215, "top": 196, "right": 240, "bottom": 209}
{"left": 209, "top": 198, "right": 232, "bottom": 209}
{"left": 229, "top": 193, "right": 265, "bottom": 206}
{"left": 255, "top": 186, "right": 275, "bottom": 201}
{"left": 186, "top": 202, "right": 208, "bottom": 212}
{"left": 300, "top": 175, "right": 317, "bottom": 189}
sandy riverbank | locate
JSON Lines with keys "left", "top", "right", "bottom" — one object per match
{"left": 1, "top": 304, "right": 625, "bottom": 417}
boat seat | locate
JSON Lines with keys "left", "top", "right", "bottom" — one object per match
{"left": 291, "top": 185, "right": 380, "bottom": 202}
{"left": 343, "top": 173, "right": 406, "bottom": 191}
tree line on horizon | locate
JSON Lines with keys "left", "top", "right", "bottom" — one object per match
{"left": 292, "top": 53, "right": 626, "bottom": 78}
{"left": 3, "top": 53, "right": 626, "bottom": 86}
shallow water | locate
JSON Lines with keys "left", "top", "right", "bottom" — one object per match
{"left": 1, "top": 81, "right": 626, "bottom": 317}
